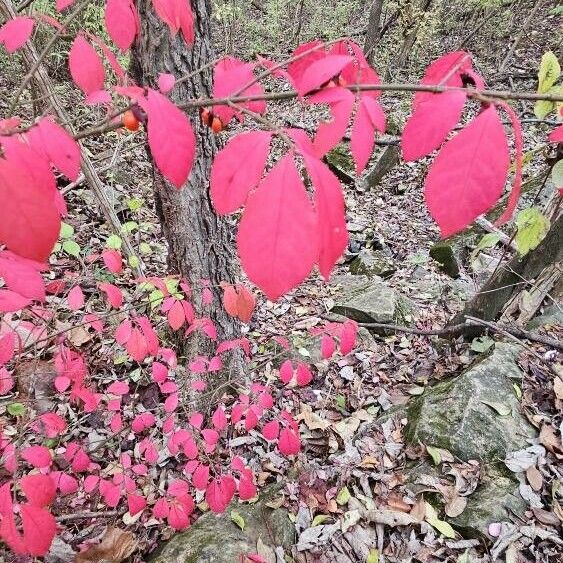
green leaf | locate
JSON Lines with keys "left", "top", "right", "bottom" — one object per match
{"left": 426, "top": 445, "right": 442, "bottom": 465}
{"left": 366, "top": 550, "right": 379, "bottom": 563}
{"left": 312, "top": 514, "right": 331, "bottom": 526}
{"left": 457, "top": 550, "right": 470, "bottom": 563}
{"left": 537, "top": 51, "right": 560, "bottom": 93}
{"left": 140, "top": 242, "right": 152, "bottom": 255}
{"left": 62, "top": 240, "right": 81, "bottom": 257}
{"left": 426, "top": 514, "right": 457, "bottom": 538}
{"left": 298, "top": 347, "right": 311, "bottom": 357}
{"left": 165, "top": 278, "right": 179, "bottom": 294}
{"left": 552, "top": 160, "right": 563, "bottom": 189}
{"left": 481, "top": 400, "right": 511, "bottom": 416}
{"left": 122, "top": 221, "right": 139, "bottom": 234}
{"left": 230, "top": 510, "right": 245, "bottom": 530}
{"left": 128, "top": 256, "right": 140, "bottom": 269}
{"left": 59, "top": 222, "right": 74, "bottom": 239}
{"left": 148, "top": 289, "right": 164, "bottom": 309}
{"left": 106, "top": 234, "right": 122, "bottom": 250}
{"left": 515, "top": 207, "right": 550, "bottom": 256}
{"left": 513, "top": 383, "right": 522, "bottom": 400}
{"left": 534, "top": 99, "right": 554, "bottom": 119}
{"left": 127, "top": 197, "right": 144, "bottom": 211}
{"left": 476, "top": 233, "right": 501, "bottom": 252}
{"left": 7, "top": 403, "right": 25, "bottom": 416}
{"left": 470, "top": 336, "right": 495, "bottom": 353}
{"left": 336, "top": 487, "right": 351, "bottom": 506}
{"left": 335, "top": 394, "right": 346, "bottom": 410}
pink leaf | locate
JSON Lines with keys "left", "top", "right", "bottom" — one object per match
{"left": 67, "top": 285, "right": 85, "bottom": 310}
{"left": 56, "top": 0, "right": 76, "bottom": 10}
{"left": 105, "top": 0, "right": 139, "bottom": 52}
{"left": 0, "top": 251, "right": 46, "bottom": 301}
{"left": 0, "top": 332, "right": 15, "bottom": 365}
{"left": 153, "top": 497, "right": 169, "bottom": 519}
{"left": 27, "top": 117, "right": 81, "bottom": 181}
{"left": 210, "top": 132, "right": 272, "bottom": 214}
{"left": 495, "top": 101, "right": 523, "bottom": 225}
{"left": 127, "top": 493, "right": 146, "bottom": 516}
{"left": 321, "top": 334, "right": 336, "bottom": 359}
{"left": 0, "top": 158, "right": 60, "bottom": 262}
{"left": 99, "top": 480, "right": 121, "bottom": 507}
{"left": 201, "top": 429, "right": 219, "bottom": 447}
{"left": 20, "top": 474, "right": 56, "bottom": 507}
{"left": 339, "top": 321, "right": 358, "bottom": 355}
{"left": 0, "top": 17, "right": 34, "bottom": 53}
{"left": 168, "top": 503, "right": 190, "bottom": 530}
{"left": 20, "top": 504, "right": 56, "bottom": 556}
{"left": 295, "top": 363, "right": 313, "bottom": 386}
{"left": 146, "top": 89, "right": 195, "bottom": 188}
{"left": 309, "top": 88, "right": 355, "bottom": 157}
{"left": 425, "top": 105, "right": 509, "bottom": 237}
{"left": 0, "top": 290, "right": 32, "bottom": 313}
{"left": 152, "top": 0, "right": 194, "bottom": 43}
{"left": 33, "top": 413, "right": 67, "bottom": 438}
{"left": 211, "top": 406, "right": 228, "bottom": 431}
{"left": 237, "top": 154, "right": 318, "bottom": 300}
{"left": 164, "top": 392, "right": 179, "bottom": 413}
{"left": 279, "top": 360, "right": 293, "bottom": 385}
{"left": 238, "top": 472, "right": 257, "bottom": 500}
{"left": 548, "top": 124, "right": 563, "bottom": 143}
{"left": 21, "top": 446, "right": 52, "bottom": 468}
{"left": 102, "top": 249, "right": 123, "bottom": 273}
{"left": 205, "top": 478, "right": 231, "bottom": 513}
{"left": 351, "top": 95, "right": 387, "bottom": 173}
{"left": 0, "top": 367, "right": 14, "bottom": 394}
{"left": 401, "top": 90, "right": 466, "bottom": 161}
{"left": 287, "top": 41, "right": 326, "bottom": 88}
{"left": 302, "top": 153, "right": 348, "bottom": 278}
{"left": 69, "top": 35, "right": 105, "bottom": 96}
{"left": 167, "top": 300, "right": 185, "bottom": 330}
{"left": 98, "top": 282, "right": 123, "bottom": 308}
{"left": 192, "top": 464, "right": 209, "bottom": 490}
{"left": 295, "top": 55, "right": 354, "bottom": 96}
{"left": 261, "top": 420, "right": 280, "bottom": 441}
{"left": 158, "top": 72, "right": 176, "bottom": 93}
{"left": 278, "top": 427, "right": 301, "bottom": 456}
{"left": 107, "top": 380, "right": 129, "bottom": 396}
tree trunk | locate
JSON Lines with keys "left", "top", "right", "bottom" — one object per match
{"left": 364, "top": 0, "right": 384, "bottom": 64}
{"left": 132, "top": 2, "right": 241, "bottom": 375}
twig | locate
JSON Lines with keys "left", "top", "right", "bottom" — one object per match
{"left": 56, "top": 510, "right": 120, "bottom": 522}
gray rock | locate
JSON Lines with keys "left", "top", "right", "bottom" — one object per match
{"left": 148, "top": 490, "right": 294, "bottom": 563}
{"left": 349, "top": 249, "right": 396, "bottom": 279}
{"left": 526, "top": 304, "right": 563, "bottom": 329}
{"left": 430, "top": 242, "right": 460, "bottom": 278}
{"left": 331, "top": 275, "right": 410, "bottom": 324}
{"left": 405, "top": 342, "right": 536, "bottom": 461}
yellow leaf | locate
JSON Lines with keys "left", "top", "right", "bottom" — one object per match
{"left": 537, "top": 51, "right": 561, "bottom": 93}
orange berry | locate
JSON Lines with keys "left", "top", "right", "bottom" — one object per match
{"left": 211, "top": 116, "right": 223, "bottom": 134}
{"left": 200, "top": 108, "right": 212, "bottom": 126}
{"left": 122, "top": 110, "right": 140, "bottom": 132}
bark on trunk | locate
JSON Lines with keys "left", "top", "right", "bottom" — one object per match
{"left": 364, "top": 0, "right": 384, "bottom": 64}
{"left": 132, "top": 1, "right": 241, "bottom": 368}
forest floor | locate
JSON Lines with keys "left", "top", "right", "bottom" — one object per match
{"left": 0, "top": 1, "right": 562, "bottom": 562}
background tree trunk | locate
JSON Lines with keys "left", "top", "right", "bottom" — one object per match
{"left": 364, "top": 0, "right": 384, "bottom": 65}
{"left": 132, "top": 1, "right": 241, "bottom": 373}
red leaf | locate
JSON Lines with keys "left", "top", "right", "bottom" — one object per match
{"left": 20, "top": 475, "right": 56, "bottom": 507}
{"left": 262, "top": 420, "right": 280, "bottom": 441}
{"left": 102, "top": 249, "right": 123, "bottom": 273}
{"left": 167, "top": 502, "right": 190, "bottom": 530}
{"left": 69, "top": 35, "right": 105, "bottom": 95}
{"left": 0, "top": 159, "right": 60, "bottom": 262}
{"left": 210, "top": 131, "right": 272, "bottom": 214}
{"left": 0, "top": 367, "right": 14, "bottom": 394}
{"left": 98, "top": 282, "right": 123, "bottom": 308}
{"left": 321, "top": 334, "right": 335, "bottom": 359}
{"left": 222, "top": 284, "right": 238, "bottom": 318}
{"left": 302, "top": 154, "right": 348, "bottom": 279}
{"left": 0, "top": 251, "right": 46, "bottom": 301}
{"left": 0, "top": 513, "right": 26, "bottom": 555}
{"left": 67, "top": 285, "right": 85, "bottom": 310}
{"left": 237, "top": 154, "right": 317, "bottom": 300}
{"left": 0, "top": 290, "right": 31, "bottom": 313}
{"left": 287, "top": 41, "right": 326, "bottom": 88}
{"left": 99, "top": 479, "right": 121, "bottom": 507}
{"left": 27, "top": 117, "right": 81, "bottom": 181}
{"left": 278, "top": 427, "right": 301, "bottom": 456}
{"left": 56, "top": 0, "right": 75, "bottom": 10}
{"left": 205, "top": 477, "right": 234, "bottom": 514}
{"left": 0, "top": 332, "right": 15, "bottom": 365}
{"left": 351, "top": 95, "right": 386, "bottom": 173}
{"left": 295, "top": 55, "right": 354, "bottom": 96}
{"left": 192, "top": 463, "right": 209, "bottom": 490}
{"left": 20, "top": 504, "right": 56, "bottom": 556}
{"left": 146, "top": 89, "right": 195, "bottom": 188}
{"left": 424, "top": 105, "right": 509, "bottom": 237}
{"left": 153, "top": 498, "right": 169, "bottom": 519}
{"left": 0, "top": 17, "right": 34, "bottom": 53}
{"left": 212, "top": 406, "right": 228, "bottom": 431}
{"left": 21, "top": 446, "right": 52, "bottom": 468}
{"left": 238, "top": 472, "right": 257, "bottom": 500}
{"left": 107, "top": 380, "right": 129, "bottom": 396}
{"left": 235, "top": 285, "right": 256, "bottom": 323}
{"left": 309, "top": 88, "right": 355, "bottom": 157}
{"left": 167, "top": 300, "right": 185, "bottom": 330}
{"left": 339, "top": 321, "right": 358, "bottom": 355}
{"left": 401, "top": 90, "right": 466, "bottom": 161}
{"left": 495, "top": 101, "right": 523, "bottom": 225}
{"left": 33, "top": 413, "right": 66, "bottom": 438}
{"left": 105, "top": 0, "right": 139, "bottom": 52}
{"left": 158, "top": 72, "right": 176, "bottom": 93}
{"left": 152, "top": 0, "right": 194, "bottom": 43}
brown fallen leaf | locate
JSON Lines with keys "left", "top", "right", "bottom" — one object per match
{"left": 75, "top": 527, "right": 137, "bottom": 563}
{"left": 526, "top": 466, "right": 543, "bottom": 492}
{"left": 554, "top": 374, "right": 563, "bottom": 400}
{"left": 531, "top": 507, "right": 560, "bottom": 526}
{"left": 539, "top": 424, "right": 563, "bottom": 455}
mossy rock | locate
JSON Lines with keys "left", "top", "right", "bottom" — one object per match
{"left": 429, "top": 242, "right": 460, "bottom": 278}
{"left": 148, "top": 488, "right": 294, "bottom": 563}
{"left": 405, "top": 342, "right": 536, "bottom": 461}
{"left": 349, "top": 249, "right": 396, "bottom": 279}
